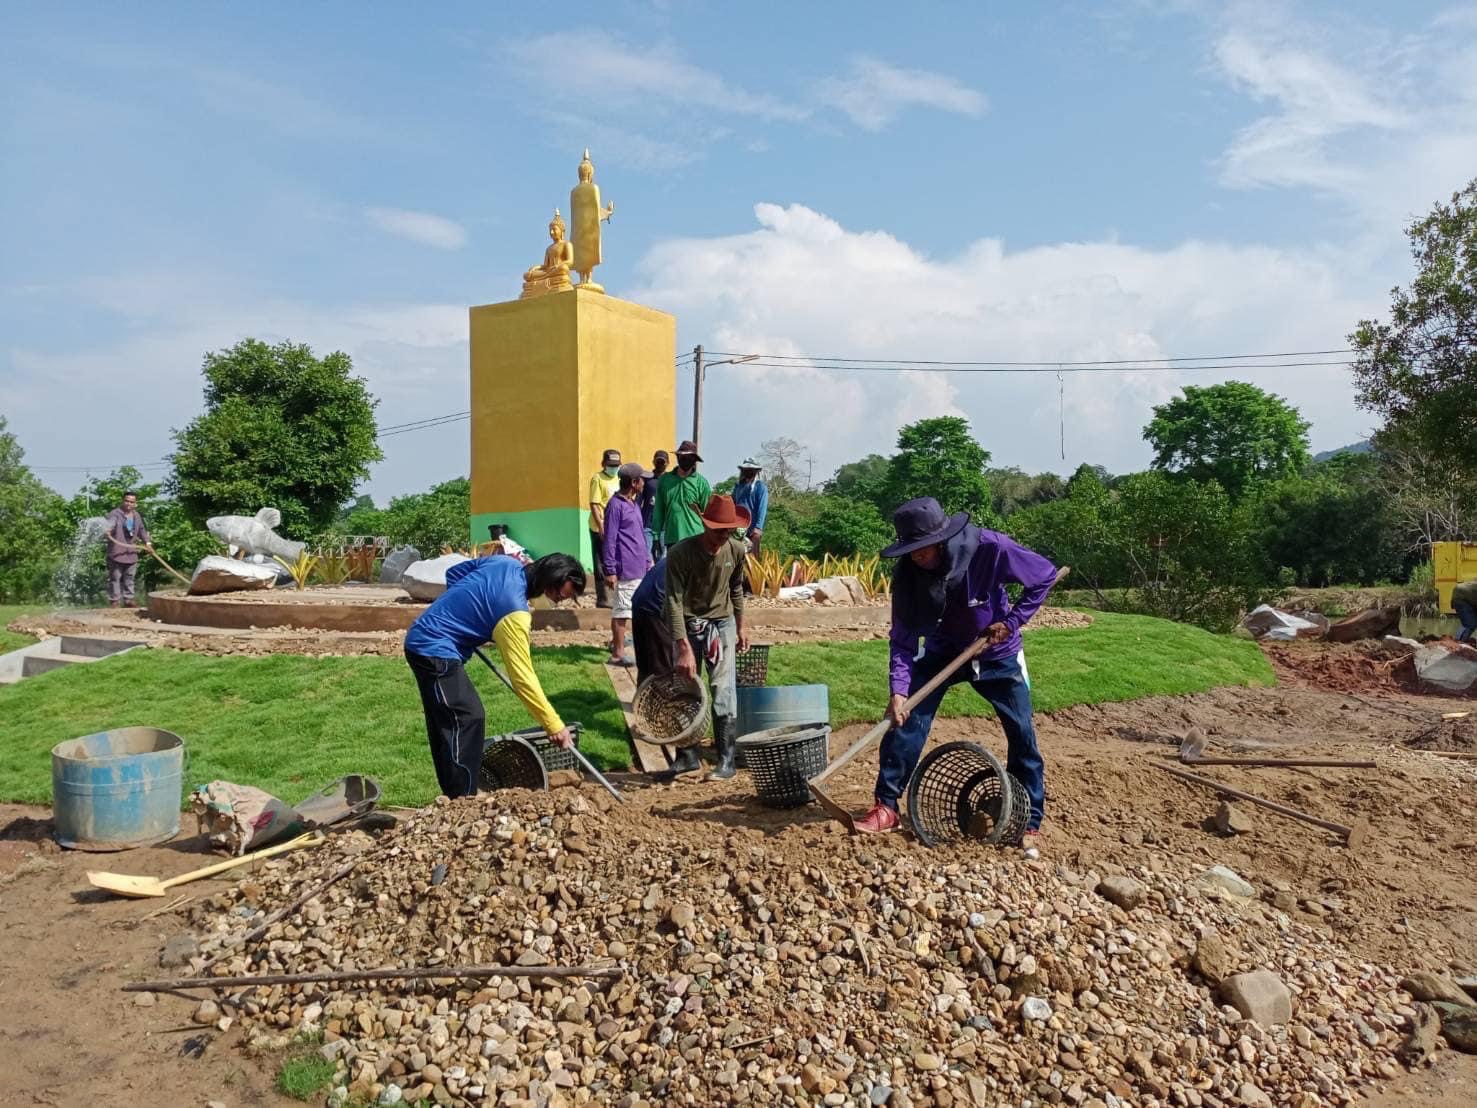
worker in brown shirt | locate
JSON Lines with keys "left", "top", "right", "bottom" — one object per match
{"left": 663, "top": 494, "right": 751, "bottom": 779}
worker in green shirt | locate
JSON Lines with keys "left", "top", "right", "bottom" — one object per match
{"left": 1454, "top": 578, "right": 1477, "bottom": 644}
{"left": 664, "top": 494, "right": 751, "bottom": 779}
{"left": 650, "top": 439, "right": 712, "bottom": 548}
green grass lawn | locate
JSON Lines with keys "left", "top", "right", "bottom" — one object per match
{"left": 0, "top": 612, "right": 1271, "bottom": 808}
{"left": 769, "top": 610, "right": 1273, "bottom": 727}
{"left": 0, "top": 605, "right": 45, "bottom": 654}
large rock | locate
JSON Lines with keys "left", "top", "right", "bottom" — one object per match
{"left": 1401, "top": 971, "right": 1476, "bottom": 1006}
{"left": 1221, "top": 969, "right": 1293, "bottom": 1026}
{"left": 188, "top": 555, "right": 279, "bottom": 595}
{"left": 813, "top": 576, "right": 867, "bottom": 605}
{"left": 1433, "top": 1002, "right": 1477, "bottom": 1054}
{"left": 1412, "top": 643, "right": 1477, "bottom": 693}
{"left": 379, "top": 545, "right": 422, "bottom": 585}
{"left": 401, "top": 554, "right": 472, "bottom": 602}
{"left": 1214, "top": 801, "right": 1254, "bottom": 836}
{"left": 1096, "top": 875, "right": 1147, "bottom": 910}
{"left": 1324, "top": 606, "right": 1402, "bottom": 643}
{"left": 1194, "top": 864, "right": 1256, "bottom": 898}
{"left": 1193, "top": 931, "right": 1237, "bottom": 985}
{"left": 205, "top": 507, "right": 305, "bottom": 562}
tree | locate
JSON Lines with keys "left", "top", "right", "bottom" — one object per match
{"left": 1255, "top": 453, "right": 1408, "bottom": 587}
{"left": 882, "top": 416, "right": 997, "bottom": 524}
{"left": 1143, "top": 382, "right": 1310, "bottom": 499}
{"left": 758, "top": 437, "right": 811, "bottom": 492}
{"left": 170, "top": 339, "right": 382, "bottom": 536}
{"left": 984, "top": 466, "right": 1065, "bottom": 517}
{"left": 0, "top": 416, "right": 66, "bottom": 602}
{"left": 795, "top": 496, "right": 893, "bottom": 558}
{"left": 1352, "top": 179, "right": 1477, "bottom": 471}
{"left": 334, "top": 477, "right": 470, "bottom": 553}
{"left": 826, "top": 454, "right": 890, "bottom": 511}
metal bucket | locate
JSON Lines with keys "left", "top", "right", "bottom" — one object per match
{"left": 735, "top": 684, "right": 830, "bottom": 769}
{"left": 50, "top": 727, "right": 184, "bottom": 851}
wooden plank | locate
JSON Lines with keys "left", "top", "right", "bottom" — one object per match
{"left": 604, "top": 663, "right": 673, "bottom": 774}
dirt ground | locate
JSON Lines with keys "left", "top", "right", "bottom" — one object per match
{"left": 3, "top": 638, "right": 1476, "bottom": 1105}
{"left": 8, "top": 603, "right": 1091, "bottom": 656}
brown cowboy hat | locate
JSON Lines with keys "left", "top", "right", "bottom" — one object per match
{"left": 700, "top": 493, "right": 751, "bottom": 531}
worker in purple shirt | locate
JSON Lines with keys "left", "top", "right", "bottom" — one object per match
{"left": 855, "top": 498, "right": 1057, "bottom": 859}
{"left": 602, "top": 463, "right": 655, "bottom": 665}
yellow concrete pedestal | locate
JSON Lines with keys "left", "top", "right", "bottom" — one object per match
{"left": 469, "top": 287, "right": 676, "bottom": 566}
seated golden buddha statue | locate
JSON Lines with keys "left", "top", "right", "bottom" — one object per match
{"left": 520, "top": 209, "right": 573, "bottom": 298}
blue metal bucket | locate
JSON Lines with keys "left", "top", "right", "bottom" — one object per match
{"left": 736, "top": 684, "right": 830, "bottom": 768}
{"left": 51, "top": 727, "right": 184, "bottom": 851}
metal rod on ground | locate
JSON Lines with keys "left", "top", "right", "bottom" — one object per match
{"left": 197, "top": 849, "right": 379, "bottom": 973}
{"left": 1181, "top": 755, "right": 1378, "bottom": 769}
{"left": 807, "top": 564, "right": 1071, "bottom": 831}
{"left": 1153, "top": 762, "right": 1364, "bottom": 846}
{"left": 124, "top": 963, "right": 624, "bottom": 993}
{"left": 472, "top": 647, "right": 625, "bottom": 803}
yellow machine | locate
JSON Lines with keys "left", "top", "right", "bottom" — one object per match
{"left": 1432, "top": 541, "right": 1477, "bottom": 613}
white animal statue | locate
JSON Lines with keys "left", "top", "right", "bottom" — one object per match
{"left": 206, "top": 507, "right": 306, "bottom": 562}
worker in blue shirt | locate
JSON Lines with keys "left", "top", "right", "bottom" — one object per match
{"left": 731, "top": 458, "right": 768, "bottom": 555}
{"left": 404, "top": 553, "right": 586, "bottom": 798}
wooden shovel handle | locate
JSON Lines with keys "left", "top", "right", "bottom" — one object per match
{"left": 809, "top": 634, "right": 992, "bottom": 789}
{"left": 160, "top": 833, "right": 324, "bottom": 890}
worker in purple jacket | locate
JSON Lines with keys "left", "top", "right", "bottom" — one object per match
{"left": 855, "top": 497, "right": 1057, "bottom": 858}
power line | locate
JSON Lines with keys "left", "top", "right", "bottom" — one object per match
{"left": 709, "top": 357, "right": 1356, "bottom": 374}
{"left": 703, "top": 346, "right": 1357, "bottom": 368}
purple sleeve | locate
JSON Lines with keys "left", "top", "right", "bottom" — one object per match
{"left": 888, "top": 592, "right": 920, "bottom": 696}
{"left": 601, "top": 502, "right": 620, "bottom": 571}
{"left": 990, "top": 531, "right": 1057, "bottom": 634}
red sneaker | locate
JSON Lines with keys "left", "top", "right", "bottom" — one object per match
{"left": 854, "top": 802, "right": 900, "bottom": 834}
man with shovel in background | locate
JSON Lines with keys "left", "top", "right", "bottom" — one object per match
{"left": 854, "top": 497, "right": 1057, "bottom": 858}
{"left": 404, "top": 552, "right": 586, "bottom": 798}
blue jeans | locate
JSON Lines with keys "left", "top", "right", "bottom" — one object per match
{"left": 1457, "top": 600, "right": 1477, "bottom": 644}
{"left": 875, "top": 650, "right": 1045, "bottom": 829}
{"left": 646, "top": 528, "right": 664, "bottom": 561}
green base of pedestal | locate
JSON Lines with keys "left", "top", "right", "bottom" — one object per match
{"left": 470, "top": 507, "right": 598, "bottom": 569}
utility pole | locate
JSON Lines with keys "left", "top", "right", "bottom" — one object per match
{"left": 691, "top": 344, "right": 704, "bottom": 449}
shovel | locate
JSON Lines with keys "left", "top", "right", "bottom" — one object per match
{"left": 87, "top": 832, "right": 324, "bottom": 898}
{"left": 1177, "top": 726, "right": 1375, "bottom": 769}
{"left": 472, "top": 647, "right": 625, "bottom": 803}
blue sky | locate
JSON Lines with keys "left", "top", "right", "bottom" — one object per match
{"left": 3, "top": 1, "right": 1474, "bottom": 502}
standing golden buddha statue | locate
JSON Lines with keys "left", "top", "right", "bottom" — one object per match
{"left": 520, "top": 209, "right": 573, "bottom": 299}
{"left": 570, "top": 149, "right": 614, "bottom": 292}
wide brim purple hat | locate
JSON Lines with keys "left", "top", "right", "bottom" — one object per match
{"left": 881, "top": 497, "right": 969, "bottom": 558}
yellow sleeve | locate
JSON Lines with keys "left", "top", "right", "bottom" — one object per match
{"left": 491, "top": 611, "right": 564, "bottom": 734}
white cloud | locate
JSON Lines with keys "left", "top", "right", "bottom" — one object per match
{"left": 1210, "top": 11, "right": 1477, "bottom": 227}
{"left": 364, "top": 207, "right": 468, "bottom": 250}
{"left": 502, "top": 32, "right": 806, "bottom": 122}
{"left": 816, "top": 56, "right": 988, "bottom": 131}
{"left": 633, "top": 203, "right": 1381, "bottom": 484}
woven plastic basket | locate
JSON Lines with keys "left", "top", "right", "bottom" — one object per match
{"left": 734, "top": 644, "right": 770, "bottom": 687}
{"left": 632, "top": 672, "right": 711, "bottom": 748}
{"left": 489, "top": 723, "right": 584, "bottom": 774}
{"left": 736, "top": 722, "right": 830, "bottom": 808}
{"left": 906, "top": 741, "right": 1020, "bottom": 848}
{"left": 477, "top": 735, "right": 549, "bottom": 793}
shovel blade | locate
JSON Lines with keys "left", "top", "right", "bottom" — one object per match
{"left": 809, "top": 785, "right": 856, "bottom": 832}
{"left": 1178, "top": 726, "right": 1207, "bottom": 763}
{"left": 87, "top": 871, "right": 167, "bottom": 898}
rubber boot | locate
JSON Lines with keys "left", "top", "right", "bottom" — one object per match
{"left": 667, "top": 746, "right": 701, "bottom": 776}
{"left": 710, "top": 715, "right": 738, "bottom": 780}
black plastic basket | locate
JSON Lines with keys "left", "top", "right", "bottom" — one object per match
{"left": 737, "top": 722, "right": 830, "bottom": 808}
{"left": 490, "top": 723, "right": 584, "bottom": 774}
{"left": 735, "top": 644, "right": 770, "bottom": 687}
{"left": 906, "top": 741, "right": 1021, "bottom": 848}
{"left": 478, "top": 735, "right": 548, "bottom": 793}
{"left": 632, "top": 673, "right": 710, "bottom": 748}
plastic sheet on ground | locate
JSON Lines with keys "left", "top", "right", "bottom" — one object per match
{"left": 1242, "top": 604, "right": 1328, "bottom": 641}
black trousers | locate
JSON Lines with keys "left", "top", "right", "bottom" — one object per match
{"left": 590, "top": 529, "right": 609, "bottom": 605}
{"left": 405, "top": 650, "right": 485, "bottom": 798}
{"left": 632, "top": 610, "right": 676, "bottom": 689}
